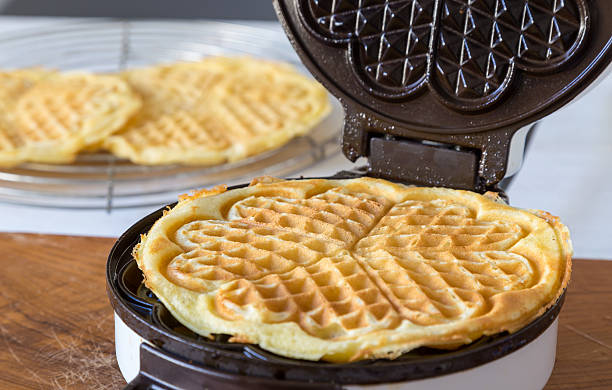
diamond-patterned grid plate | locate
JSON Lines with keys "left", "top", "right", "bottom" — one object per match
{"left": 304, "top": 0, "right": 585, "bottom": 109}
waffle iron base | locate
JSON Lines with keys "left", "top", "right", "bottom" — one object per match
{"left": 114, "top": 313, "right": 559, "bottom": 390}
{"left": 107, "top": 183, "right": 565, "bottom": 390}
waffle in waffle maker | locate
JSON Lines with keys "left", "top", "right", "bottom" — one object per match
{"left": 107, "top": 1, "right": 611, "bottom": 388}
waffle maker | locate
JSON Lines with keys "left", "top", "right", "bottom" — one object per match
{"left": 107, "top": 1, "right": 612, "bottom": 388}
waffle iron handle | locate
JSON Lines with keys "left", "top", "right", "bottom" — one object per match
{"left": 123, "top": 342, "right": 342, "bottom": 390}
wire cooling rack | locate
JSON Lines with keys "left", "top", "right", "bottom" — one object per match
{"left": 0, "top": 20, "right": 342, "bottom": 210}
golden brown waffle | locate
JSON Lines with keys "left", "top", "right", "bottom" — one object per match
{"left": 105, "top": 57, "right": 330, "bottom": 165}
{"left": 134, "top": 177, "right": 572, "bottom": 362}
{"left": 0, "top": 72, "right": 140, "bottom": 166}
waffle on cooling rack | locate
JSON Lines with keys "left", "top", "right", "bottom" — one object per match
{"left": 104, "top": 57, "right": 331, "bottom": 165}
{"left": 134, "top": 177, "right": 572, "bottom": 362}
{"left": 0, "top": 71, "right": 140, "bottom": 166}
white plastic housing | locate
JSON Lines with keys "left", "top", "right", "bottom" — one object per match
{"left": 115, "top": 313, "right": 558, "bottom": 389}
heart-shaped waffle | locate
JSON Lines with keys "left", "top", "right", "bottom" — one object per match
{"left": 135, "top": 177, "right": 571, "bottom": 362}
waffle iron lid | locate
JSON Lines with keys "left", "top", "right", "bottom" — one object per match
{"left": 273, "top": 0, "right": 611, "bottom": 191}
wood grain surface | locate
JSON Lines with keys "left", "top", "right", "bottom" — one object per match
{"left": 0, "top": 233, "right": 609, "bottom": 390}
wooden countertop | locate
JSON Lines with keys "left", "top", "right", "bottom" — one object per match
{"left": 0, "top": 233, "right": 609, "bottom": 389}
